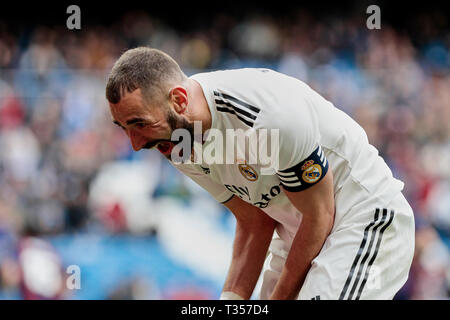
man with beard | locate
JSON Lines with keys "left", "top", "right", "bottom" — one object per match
{"left": 105, "top": 47, "right": 415, "bottom": 300}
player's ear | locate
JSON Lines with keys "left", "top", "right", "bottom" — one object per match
{"left": 169, "top": 86, "right": 188, "bottom": 114}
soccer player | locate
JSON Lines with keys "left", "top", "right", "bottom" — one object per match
{"left": 105, "top": 47, "right": 415, "bottom": 300}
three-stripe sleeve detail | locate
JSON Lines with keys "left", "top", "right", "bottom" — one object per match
{"left": 276, "top": 145, "right": 328, "bottom": 192}
{"left": 214, "top": 90, "right": 260, "bottom": 127}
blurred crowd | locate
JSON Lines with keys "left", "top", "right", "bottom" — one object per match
{"left": 0, "top": 7, "right": 449, "bottom": 299}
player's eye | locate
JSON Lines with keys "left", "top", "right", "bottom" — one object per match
{"left": 134, "top": 122, "right": 147, "bottom": 129}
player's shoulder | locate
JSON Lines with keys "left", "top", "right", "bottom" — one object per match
{"left": 190, "top": 68, "right": 274, "bottom": 122}
{"left": 190, "top": 67, "right": 283, "bottom": 85}
{"left": 191, "top": 67, "right": 298, "bottom": 105}
{"left": 191, "top": 67, "right": 315, "bottom": 129}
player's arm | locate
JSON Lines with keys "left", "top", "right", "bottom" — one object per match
{"left": 270, "top": 168, "right": 335, "bottom": 299}
{"left": 256, "top": 78, "right": 335, "bottom": 299}
{"left": 221, "top": 195, "right": 277, "bottom": 299}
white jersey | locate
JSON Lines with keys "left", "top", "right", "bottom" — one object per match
{"left": 172, "top": 68, "right": 404, "bottom": 256}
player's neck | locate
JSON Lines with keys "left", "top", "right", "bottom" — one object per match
{"left": 188, "top": 78, "right": 212, "bottom": 134}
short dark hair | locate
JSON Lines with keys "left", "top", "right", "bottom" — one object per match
{"left": 105, "top": 47, "right": 186, "bottom": 104}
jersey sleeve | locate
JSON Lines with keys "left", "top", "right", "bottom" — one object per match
{"left": 172, "top": 163, "right": 235, "bottom": 203}
{"left": 264, "top": 95, "right": 329, "bottom": 193}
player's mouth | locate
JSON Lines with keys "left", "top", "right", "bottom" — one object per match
{"left": 156, "top": 141, "right": 174, "bottom": 156}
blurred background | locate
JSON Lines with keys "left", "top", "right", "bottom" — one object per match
{"left": 0, "top": 0, "right": 449, "bottom": 299}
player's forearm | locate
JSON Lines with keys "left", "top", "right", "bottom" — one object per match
{"left": 222, "top": 218, "right": 276, "bottom": 299}
{"left": 269, "top": 211, "right": 333, "bottom": 299}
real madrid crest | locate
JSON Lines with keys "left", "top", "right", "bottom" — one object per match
{"left": 302, "top": 162, "right": 322, "bottom": 183}
{"left": 238, "top": 164, "right": 258, "bottom": 181}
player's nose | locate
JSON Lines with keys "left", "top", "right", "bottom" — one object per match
{"left": 129, "top": 130, "right": 146, "bottom": 151}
